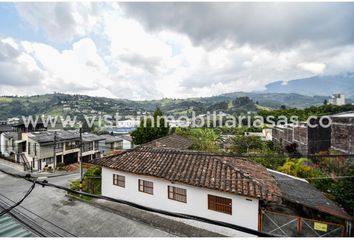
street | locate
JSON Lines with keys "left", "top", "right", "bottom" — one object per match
{"left": 0, "top": 171, "right": 174, "bottom": 237}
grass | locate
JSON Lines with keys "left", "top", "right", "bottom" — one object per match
{"left": 255, "top": 104, "right": 272, "bottom": 111}
{"left": 0, "top": 97, "right": 13, "bottom": 103}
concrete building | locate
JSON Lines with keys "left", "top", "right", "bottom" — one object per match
{"left": 1, "top": 129, "right": 105, "bottom": 171}
{"left": 330, "top": 112, "right": 354, "bottom": 154}
{"left": 99, "top": 134, "right": 123, "bottom": 155}
{"left": 25, "top": 131, "right": 106, "bottom": 170}
{"left": 328, "top": 93, "right": 345, "bottom": 106}
{"left": 272, "top": 120, "right": 331, "bottom": 155}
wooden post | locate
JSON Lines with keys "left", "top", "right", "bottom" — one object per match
{"left": 258, "top": 208, "right": 263, "bottom": 232}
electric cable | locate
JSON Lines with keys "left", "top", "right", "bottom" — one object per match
{"left": 0, "top": 168, "right": 273, "bottom": 237}
{"left": 0, "top": 178, "right": 35, "bottom": 217}
{"left": 0, "top": 193, "right": 77, "bottom": 237}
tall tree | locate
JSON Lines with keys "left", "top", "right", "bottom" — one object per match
{"left": 131, "top": 107, "right": 169, "bottom": 145}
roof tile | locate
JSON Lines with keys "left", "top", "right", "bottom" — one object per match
{"left": 91, "top": 147, "right": 281, "bottom": 202}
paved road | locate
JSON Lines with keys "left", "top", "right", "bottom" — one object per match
{"left": 0, "top": 171, "right": 174, "bottom": 237}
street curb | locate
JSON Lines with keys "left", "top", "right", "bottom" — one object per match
{"left": 66, "top": 194, "right": 224, "bottom": 237}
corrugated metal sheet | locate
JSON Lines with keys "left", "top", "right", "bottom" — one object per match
{"left": 0, "top": 214, "right": 33, "bottom": 237}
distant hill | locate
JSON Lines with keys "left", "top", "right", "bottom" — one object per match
{"left": 219, "top": 92, "right": 328, "bottom": 109}
{"left": 0, "top": 91, "right": 330, "bottom": 119}
{"left": 264, "top": 74, "right": 354, "bottom": 98}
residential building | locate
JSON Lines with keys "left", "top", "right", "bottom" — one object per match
{"left": 330, "top": 112, "right": 354, "bottom": 154}
{"left": 0, "top": 132, "right": 17, "bottom": 159}
{"left": 14, "top": 130, "right": 104, "bottom": 171}
{"left": 120, "top": 135, "right": 134, "bottom": 150}
{"left": 272, "top": 120, "right": 331, "bottom": 155}
{"left": 328, "top": 93, "right": 345, "bottom": 106}
{"left": 81, "top": 133, "right": 105, "bottom": 162}
{"left": 0, "top": 121, "right": 47, "bottom": 162}
{"left": 91, "top": 147, "right": 281, "bottom": 235}
{"left": 244, "top": 128, "right": 272, "bottom": 141}
{"left": 99, "top": 134, "right": 123, "bottom": 155}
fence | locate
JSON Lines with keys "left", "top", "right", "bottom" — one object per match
{"left": 260, "top": 210, "right": 345, "bottom": 237}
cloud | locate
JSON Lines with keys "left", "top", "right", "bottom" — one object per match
{"left": 120, "top": 3, "right": 354, "bottom": 50}
{"left": 1, "top": 3, "right": 353, "bottom": 99}
{"left": 0, "top": 39, "right": 44, "bottom": 87}
{"left": 297, "top": 62, "right": 326, "bottom": 74}
{"left": 15, "top": 2, "right": 100, "bottom": 43}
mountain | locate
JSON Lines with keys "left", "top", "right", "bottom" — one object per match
{"left": 219, "top": 92, "right": 328, "bottom": 109}
{"left": 0, "top": 92, "right": 329, "bottom": 120}
{"left": 264, "top": 74, "right": 354, "bottom": 98}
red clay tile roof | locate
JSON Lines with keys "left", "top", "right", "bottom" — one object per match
{"left": 141, "top": 134, "right": 193, "bottom": 149}
{"left": 90, "top": 147, "right": 281, "bottom": 202}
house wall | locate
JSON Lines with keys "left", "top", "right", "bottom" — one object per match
{"left": 0, "top": 133, "right": 16, "bottom": 157}
{"left": 102, "top": 167, "right": 259, "bottom": 234}
{"left": 122, "top": 139, "right": 132, "bottom": 150}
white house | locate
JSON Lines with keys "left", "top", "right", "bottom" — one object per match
{"left": 120, "top": 135, "right": 134, "bottom": 150}
{"left": 92, "top": 147, "right": 281, "bottom": 236}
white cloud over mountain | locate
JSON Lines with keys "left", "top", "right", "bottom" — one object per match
{"left": 0, "top": 3, "right": 353, "bottom": 99}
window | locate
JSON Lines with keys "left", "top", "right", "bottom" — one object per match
{"left": 65, "top": 141, "right": 79, "bottom": 150}
{"left": 113, "top": 174, "right": 125, "bottom": 188}
{"left": 28, "top": 142, "right": 31, "bottom": 154}
{"left": 168, "top": 186, "right": 187, "bottom": 203}
{"left": 138, "top": 179, "right": 153, "bottom": 195}
{"left": 208, "top": 194, "right": 232, "bottom": 215}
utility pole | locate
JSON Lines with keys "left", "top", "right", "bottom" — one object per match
{"left": 79, "top": 127, "right": 83, "bottom": 193}
{"left": 53, "top": 131, "right": 57, "bottom": 172}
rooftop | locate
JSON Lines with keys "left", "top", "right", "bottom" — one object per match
{"left": 0, "top": 124, "right": 12, "bottom": 133}
{"left": 0, "top": 214, "right": 34, "bottom": 237}
{"left": 120, "top": 135, "right": 132, "bottom": 142}
{"left": 28, "top": 131, "right": 80, "bottom": 144}
{"left": 269, "top": 170, "right": 352, "bottom": 220}
{"left": 100, "top": 134, "right": 123, "bottom": 144}
{"left": 90, "top": 147, "right": 281, "bottom": 202}
{"left": 141, "top": 134, "right": 193, "bottom": 149}
{"left": 331, "top": 111, "right": 354, "bottom": 118}
{"left": 82, "top": 132, "right": 106, "bottom": 142}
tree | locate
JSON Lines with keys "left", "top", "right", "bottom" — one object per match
{"left": 131, "top": 107, "right": 169, "bottom": 145}
{"left": 285, "top": 142, "right": 301, "bottom": 157}
{"left": 176, "top": 128, "right": 220, "bottom": 152}
{"left": 323, "top": 99, "right": 328, "bottom": 105}
{"left": 330, "top": 165, "right": 354, "bottom": 214}
{"left": 277, "top": 158, "right": 315, "bottom": 178}
{"left": 231, "top": 135, "right": 263, "bottom": 154}
{"left": 189, "top": 128, "right": 220, "bottom": 152}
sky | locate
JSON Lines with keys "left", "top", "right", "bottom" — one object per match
{"left": 0, "top": 2, "right": 353, "bottom": 100}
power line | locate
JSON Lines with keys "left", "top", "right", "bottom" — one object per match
{"left": 0, "top": 178, "right": 35, "bottom": 217}
{"left": 0, "top": 168, "right": 273, "bottom": 237}
{"left": 0, "top": 193, "right": 76, "bottom": 237}
{"left": 0, "top": 200, "right": 60, "bottom": 237}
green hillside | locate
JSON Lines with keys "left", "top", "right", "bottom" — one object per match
{"left": 0, "top": 91, "right": 332, "bottom": 119}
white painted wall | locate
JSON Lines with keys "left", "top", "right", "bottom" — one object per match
{"left": 102, "top": 167, "right": 259, "bottom": 235}
{"left": 122, "top": 139, "right": 132, "bottom": 150}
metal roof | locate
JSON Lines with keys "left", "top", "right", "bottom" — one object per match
{"left": 82, "top": 133, "right": 106, "bottom": 142}
{"left": 0, "top": 214, "right": 34, "bottom": 237}
{"left": 100, "top": 134, "right": 123, "bottom": 143}
{"left": 269, "top": 170, "right": 352, "bottom": 220}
